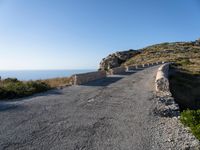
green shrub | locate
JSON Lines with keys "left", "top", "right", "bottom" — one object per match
{"left": 0, "top": 78, "right": 51, "bottom": 100}
{"left": 181, "top": 109, "right": 200, "bottom": 140}
{"left": 4, "top": 78, "right": 19, "bottom": 83}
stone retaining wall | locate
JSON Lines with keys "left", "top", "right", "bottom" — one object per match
{"left": 73, "top": 71, "right": 106, "bottom": 85}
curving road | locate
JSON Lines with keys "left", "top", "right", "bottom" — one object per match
{"left": 0, "top": 66, "right": 161, "bottom": 150}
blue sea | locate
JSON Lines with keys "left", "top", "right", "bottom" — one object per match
{"left": 0, "top": 70, "right": 96, "bottom": 81}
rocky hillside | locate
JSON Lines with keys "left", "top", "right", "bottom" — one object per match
{"left": 100, "top": 39, "right": 200, "bottom": 74}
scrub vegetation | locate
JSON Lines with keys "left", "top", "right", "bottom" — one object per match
{"left": 0, "top": 78, "right": 51, "bottom": 100}
{"left": 181, "top": 109, "right": 200, "bottom": 140}
{"left": 0, "top": 77, "right": 73, "bottom": 100}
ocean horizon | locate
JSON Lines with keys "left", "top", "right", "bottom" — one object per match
{"left": 0, "top": 69, "right": 96, "bottom": 81}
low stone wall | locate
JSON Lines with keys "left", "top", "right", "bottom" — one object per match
{"left": 154, "top": 62, "right": 180, "bottom": 116}
{"left": 73, "top": 71, "right": 106, "bottom": 85}
{"left": 126, "top": 61, "right": 164, "bottom": 71}
{"left": 154, "top": 63, "right": 200, "bottom": 149}
{"left": 108, "top": 61, "right": 166, "bottom": 75}
{"left": 72, "top": 61, "right": 166, "bottom": 84}
{"left": 155, "top": 63, "right": 170, "bottom": 95}
{"left": 108, "top": 66, "right": 126, "bottom": 75}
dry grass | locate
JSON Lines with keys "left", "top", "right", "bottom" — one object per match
{"left": 41, "top": 77, "right": 73, "bottom": 88}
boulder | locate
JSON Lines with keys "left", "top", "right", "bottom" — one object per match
{"left": 99, "top": 49, "right": 140, "bottom": 70}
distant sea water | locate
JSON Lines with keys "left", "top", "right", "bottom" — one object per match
{"left": 0, "top": 69, "right": 96, "bottom": 81}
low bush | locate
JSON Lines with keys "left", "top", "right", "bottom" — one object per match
{"left": 181, "top": 109, "right": 200, "bottom": 140}
{"left": 0, "top": 78, "right": 51, "bottom": 100}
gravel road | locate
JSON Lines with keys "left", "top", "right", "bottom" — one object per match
{"left": 0, "top": 66, "right": 162, "bottom": 150}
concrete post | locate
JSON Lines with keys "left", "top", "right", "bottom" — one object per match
{"left": 125, "top": 66, "right": 129, "bottom": 72}
{"left": 73, "top": 75, "right": 77, "bottom": 85}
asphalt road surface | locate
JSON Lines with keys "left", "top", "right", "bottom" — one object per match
{"left": 0, "top": 66, "right": 160, "bottom": 150}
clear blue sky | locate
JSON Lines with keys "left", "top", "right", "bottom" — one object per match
{"left": 0, "top": 0, "right": 200, "bottom": 70}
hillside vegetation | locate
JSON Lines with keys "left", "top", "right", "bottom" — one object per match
{"left": 0, "top": 77, "right": 73, "bottom": 100}
{"left": 124, "top": 41, "right": 200, "bottom": 75}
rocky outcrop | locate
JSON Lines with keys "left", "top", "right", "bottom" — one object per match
{"left": 99, "top": 49, "right": 140, "bottom": 70}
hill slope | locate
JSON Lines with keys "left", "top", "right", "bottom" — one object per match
{"left": 125, "top": 40, "right": 200, "bottom": 75}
